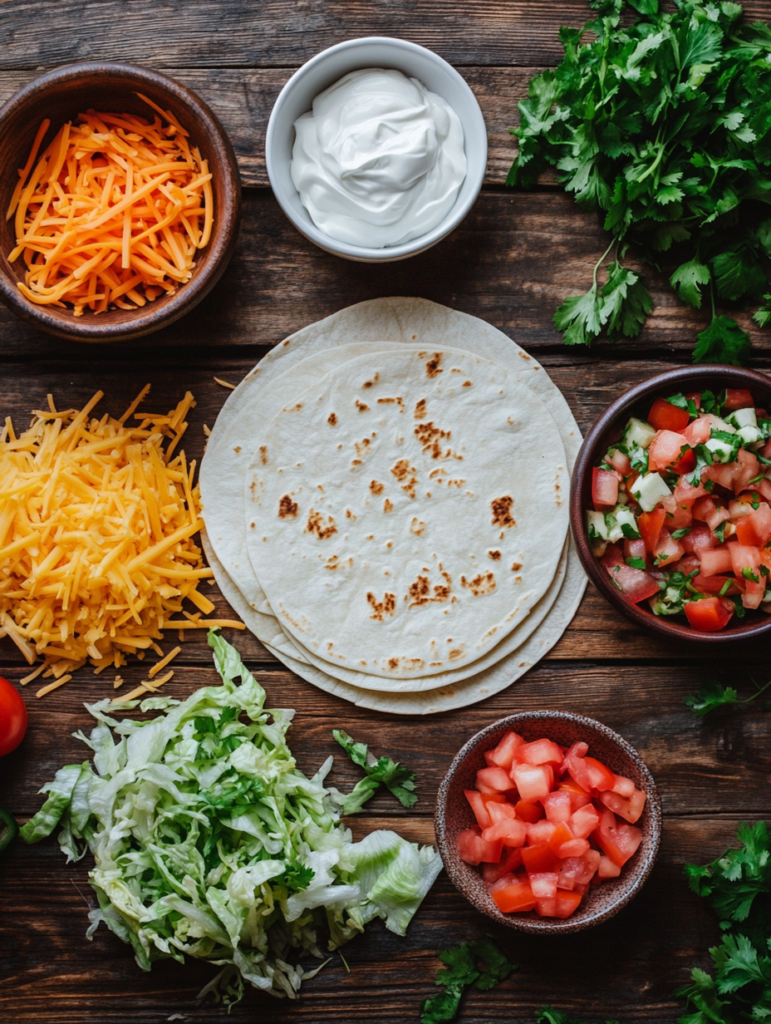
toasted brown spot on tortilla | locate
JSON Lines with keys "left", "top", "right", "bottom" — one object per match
{"left": 345, "top": 509, "right": 355, "bottom": 519}
{"left": 234, "top": 445, "right": 242, "bottom": 454}
{"left": 511, "top": 561, "right": 522, "bottom": 571}
{"left": 519, "top": 351, "right": 531, "bottom": 361}
{"left": 328, "top": 412, "right": 337, "bottom": 426}
{"left": 383, "top": 498, "right": 394, "bottom": 512}
{"left": 461, "top": 571, "right": 497, "bottom": 596}
{"left": 425, "top": 353, "right": 443, "bottom": 378}
{"left": 410, "top": 517, "right": 425, "bottom": 536}
{"left": 377, "top": 396, "right": 405, "bottom": 412}
{"left": 305, "top": 508, "right": 337, "bottom": 540}
{"left": 391, "top": 458, "right": 418, "bottom": 498}
{"left": 414, "top": 398, "right": 427, "bottom": 420}
{"left": 362, "top": 373, "right": 379, "bottom": 388}
{"left": 258, "top": 445, "right": 267, "bottom": 464}
{"left": 488, "top": 549, "right": 502, "bottom": 561}
{"left": 367, "top": 591, "right": 396, "bottom": 621}
{"left": 369, "top": 480, "right": 384, "bottom": 495}
{"left": 462, "top": 380, "right": 472, "bottom": 387}
{"left": 355, "top": 399, "right": 369, "bottom": 412}
{"left": 414, "top": 421, "right": 452, "bottom": 460}
{"left": 448, "top": 648, "right": 464, "bottom": 661}
{"left": 491, "top": 495, "right": 516, "bottom": 529}
{"left": 278, "top": 494, "right": 299, "bottom": 519}
{"left": 324, "top": 555, "right": 339, "bottom": 570}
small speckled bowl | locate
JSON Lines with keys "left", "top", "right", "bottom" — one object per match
{"left": 435, "top": 711, "right": 661, "bottom": 934}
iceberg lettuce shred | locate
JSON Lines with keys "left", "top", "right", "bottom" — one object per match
{"left": 20, "top": 631, "right": 441, "bottom": 1004}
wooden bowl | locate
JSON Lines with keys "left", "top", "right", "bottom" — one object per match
{"left": 0, "top": 62, "right": 241, "bottom": 342}
{"left": 435, "top": 711, "right": 661, "bottom": 934}
{"left": 570, "top": 364, "right": 771, "bottom": 643}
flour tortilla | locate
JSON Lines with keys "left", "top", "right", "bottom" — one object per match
{"left": 200, "top": 298, "right": 586, "bottom": 708}
{"left": 243, "top": 348, "right": 568, "bottom": 684}
{"left": 203, "top": 529, "right": 583, "bottom": 715}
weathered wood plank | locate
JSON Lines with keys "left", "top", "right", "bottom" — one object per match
{"left": 3, "top": 661, "right": 770, "bottom": 821}
{"left": 0, "top": 814, "right": 756, "bottom": 1023}
{"left": 0, "top": 190, "right": 767, "bottom": 359}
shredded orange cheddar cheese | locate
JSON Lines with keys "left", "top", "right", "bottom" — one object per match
{"left": 6, "top": 96, "right": 213, "bottom": 316}
{"left": 0, "top": 386, "right": 239, "bottom": 684}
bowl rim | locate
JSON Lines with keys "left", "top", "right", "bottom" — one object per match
{"left": 265, "top": 35, "right": 487, "bottom": 263}
{"left": 0, "top": 60, "right": 242, "bottom": 342}
{"left": 570, "top": 363, "right": 771, "bottom": 642}
{"left": 435, "top": 710, "right": 662, "bottom": 933}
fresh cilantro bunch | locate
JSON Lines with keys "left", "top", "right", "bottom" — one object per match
{"left": 332, "top": 729, "right": 418, "bottom": 814}
{"left": 420, "top": 935, "right": 516, "bottom": 1023}
{"left": 508, "top": 0, "right": 771, "bottom": 364}
{"left": 678, "top": 822, "right": 771, "bottom": 1023}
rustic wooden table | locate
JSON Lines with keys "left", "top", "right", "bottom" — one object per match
{"left": 2, "top": 3, "right": 771, "bottom": 1022}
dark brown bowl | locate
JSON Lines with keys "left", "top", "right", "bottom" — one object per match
{"left": 0, "top": 62, "right": 241, "bottom": 342}
{"left": 570, "top": 364, "right": 771, "bottom": 643}
{"left": 435, "top": 711, "right": 661, "bottom": 934}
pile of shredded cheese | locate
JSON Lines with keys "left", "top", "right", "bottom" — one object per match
{"left": 6, "top": 95, "right": 213, "bottom": 316}
{"left": 0, "top": 386, "right": 242, "bottom": 697}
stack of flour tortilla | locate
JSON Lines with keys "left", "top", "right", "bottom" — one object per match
{"left": 200, "top": 298, "right": 586, "bottom": 714}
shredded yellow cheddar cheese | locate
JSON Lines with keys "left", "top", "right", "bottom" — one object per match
{"left": 0, "top": 386, "right": 240, "bottom": 688}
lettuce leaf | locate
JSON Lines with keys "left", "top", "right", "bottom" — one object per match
{"left": 21, "top": 631, "right": 441, "bottom": 1004}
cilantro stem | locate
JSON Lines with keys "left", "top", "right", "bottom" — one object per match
{"left": 593, "top": 237, "right": 617, "bottom": 289}
{"left": 745, "top": 677, "right": 771, "bottom": 703}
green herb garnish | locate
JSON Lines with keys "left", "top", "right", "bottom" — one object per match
{"left": 420, "top": 936, "right": 516, "bottom": 1024}
{"left": 333, "top": 729, "right": 418, "bottom": 814}
{"left": 626, "top": 556, "right": 647, "bottom": 570}
{"left": 684, "top": 678, "right": 771, "bottom": 717}
{"left": 742, "top": 567, "right": 760, "bottom": 583}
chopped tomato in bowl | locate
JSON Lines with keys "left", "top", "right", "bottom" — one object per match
{"left": 435, "top": 711, "right": 662, "bottom": 933}
{"left": 571, "top": 367, "right": 771, "bottom": 642}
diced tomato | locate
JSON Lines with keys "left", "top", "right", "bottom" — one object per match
{"left": 476, "top": 767, "right": 515, "bottom": 792}
{"left": 518, "top": 737, "right": 563, "bottom": 767}
{"left": 529, "top": 872, "right": 559, "bottom": 898}
{"left": 648, "top": 429, "right": 691, "bottom": 471}
{"left": 465, "top": 790, "right": 494, "bottom": 830}
{"left": 730, "top": 542, "right": 761, "bottom": 577}
{"left": 734, "top": 449, "right": 761, "bottom": 494}
{"left": 569, "top": 803, "right": 601, "bottom": 839}
{"left": 693, "top": 573, "right": 740, "bottom": 596}
{"left": 612, "top": 774, "right": 635, "bottom": 797}
{"left": 535, "top": 889, "right": 583, "bottom": 918}
{"left": 699, "top": 545, "right": 734, "bottom": 577}
{"left": 664, "top": 500, "right": 694, "bottom": 531}
{"left": 527, "top": 820, "right": 558, "bottom": 846}
{"left": 487, "top": 800, "right": 517, "bottom": 823}
{"left": 563, "top": 743, "right": 594, "bottom": 793}
{"left": 521, "top": 842, "right": 560, "bottom": 875}
{"left": 673, "top": 448, "right": 696, "bottom": 474}
{"left": 670, "top": 554, "right": 701, "bottom": 578}
{"left": 724, "top": 388, "right": 754, "bottom": 412}
{"left": 482, "top": 818, "right": 529, "bottom": 847}
{"left": 653, "top": 527, "right": 685, "bottom": 568}
{"left": 488, "top": 731, "right": 525, "bottom": 769}
{"left": 681, "top": 524, "right": 718, "bottom": 558}
{"left": 624, "top": 537, "right": 648, "bottom": 565}
{"left": 686, "top": 392, "right": 702, "bottom": 412}
{"left": 599, "top": 787, "right": 647, "bottom": 824}
{"left": 457, "top": 827, "right": 504, "bottom": 865}
{"left": 547, "top": 822, "right": 575, "bottom": 854}
{"left": 542, "top": 789, "right": 572, "bottom": 825}
{"left": 515, "top": 799, "right": 545, "bottom": 823}
{"left": 736, "top": 503, "right": 771, "bottom": 547}
{"left": 684, "top": 596, "right": 734, "bottom": 632}
{"left": 638, "top": 508, "right": 667, "bottom": 555}
{"left": 648, "top": 397, "right": 690, "bottom": 433}
{"left": 742, "top": 578, "right": 766, "bottom": 611}
{"left": 557, "top": 850, "right": 601, "bottom": 890}
{"left": 558, "top": 778, "right": 592, "bottom": 812}
{"left": 558, "top": 838, "right": 591, "bottom": 858}
{"left": 511, "top": 763, "right": 552, "bottom": 802}
{"left": 682, "top": 414, "right": 713, "bottom": 447}
{"left": 592, "top": 467, "right": 619, "bottom": 510}
{"left": 482, "top": 846, "right": 523, "bottom": 885}
{"left": 756, "top": 479, "right": 771, "bottom": 504}
{"left": 592, "top": 808, "right": 643, "bottom": 867}
{"left": 597, "top": 855, "right": 622, "bottom": 879}
{"left": 704, "top": 462, "right": 740, "bottom": 491}
{"left": 491, "top": 878, "right": 537, "bottom": 913}
{"left": 674, "top": 475, "right": 708, "bottom": 502}
{"left": 582, "top": 756, "right": 616, "bottom": 792}
{"left": 601, "top": 553, "right": 662, "bottom": 604}
{"left": 607, "top": 448, "right": 631, "bottom": 476}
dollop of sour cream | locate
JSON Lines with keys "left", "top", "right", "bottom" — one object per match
{"left": 290, "top": 68, "right": 467, "bottom": 249}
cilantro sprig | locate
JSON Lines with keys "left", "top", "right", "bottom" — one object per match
{"left": 332, "top": 729, "right": 417, "bottom": 814}
{"left": 684, "top": 677, "right": 771, "bottom": 716}
{"left": 420, "top": 936, "right": 516, "bottom": 1024}
{"left": 508, "top": 0, "right": 771, "bottom": 364}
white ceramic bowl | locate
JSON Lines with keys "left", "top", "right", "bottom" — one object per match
{"left": 265, "top": 37, "right": 488, "bottom": 263}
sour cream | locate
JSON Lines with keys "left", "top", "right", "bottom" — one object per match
{"left": 290, "top": 68, "right": 467, "bottom": 248}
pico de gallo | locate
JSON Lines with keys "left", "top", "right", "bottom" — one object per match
{"left": 586, "top": 387, "right": 771, "bottom": 632}
{"left": 457, "top": 730, "right": 645, "bottom": 919}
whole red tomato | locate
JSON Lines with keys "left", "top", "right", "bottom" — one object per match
{"left": 0, "top": 676, "right": 27, "bottom": 757}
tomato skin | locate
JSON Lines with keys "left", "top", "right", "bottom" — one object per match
{"left": 638, "top": 508, "right": 666, "bottom": 555}
{"left": 648, "top": 429, "right": 691, "bottom": 471}
{"left": 724, "top": 388, "right": 754, "bottom": 412}
{"left": 514, "top": 799, "right": 544, "bottom": 823}
{"left": 592, "top": 467, "right": 619, "bottom": 510}
{"left": 491, "top": 878, "right": 537, "bottom": 913}
{"left": 0, "top": 677, "right": 27, "bottom": 758}
{"left": 648, "top": 397, "right": 690, "bottom": 433}
{"left": 684, "top": 596, "right": 734, "bottom": 632}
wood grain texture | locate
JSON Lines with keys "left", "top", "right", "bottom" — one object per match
{"left": 0, "top": 189, "right": 768, "bottom": 358}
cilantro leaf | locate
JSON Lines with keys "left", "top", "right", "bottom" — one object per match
{"left": 420, "top": 937, "right": 516, "bottom": 1024}
{"left": 693, "top": 316, "right": 751, "bottom": 367}
{"left": 554, "top": 286, "right": 603, "bottom": 346}
{"left": 684, "top": 678, "right": 771, "bottom": 717}
{"left": 333, "top": 729, "right": 418, "bottom": 814}
{"left": 670, "top": 259, "right": 711, "bottom": 310}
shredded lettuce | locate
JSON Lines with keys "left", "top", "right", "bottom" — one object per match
{"left": 21, "top": 631, "right": 441, "bottom": 1005}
